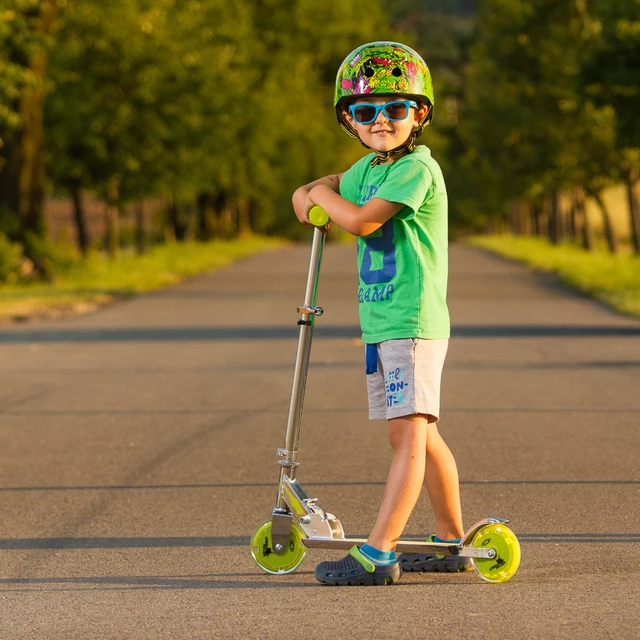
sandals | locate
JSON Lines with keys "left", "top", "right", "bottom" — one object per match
{"left": 315, "top": 536, "right": 472, "bottom": 585}
{"left": 398, "top": 534, "right": 474, "bottom": 573}
{"left": 314, "top": 546, "right": 402, "bottom": 586}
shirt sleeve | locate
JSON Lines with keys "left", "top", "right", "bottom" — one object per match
{"left": 373, "top": 156, "right": 434, "bottom": 220}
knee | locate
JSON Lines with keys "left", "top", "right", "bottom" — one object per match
{"left": 388, "top": 416, "right": 427, "bottom": 450}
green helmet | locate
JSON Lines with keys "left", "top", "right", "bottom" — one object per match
{"left": 334, "top": 42, "right": 434, "bottom": 140}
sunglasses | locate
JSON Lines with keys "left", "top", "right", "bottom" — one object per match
{"left": 348, "top": 100, "right": 419, "bottom": 124}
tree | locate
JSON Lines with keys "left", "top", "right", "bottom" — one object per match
{"left": 461, "top": 0, "right": 620, "bottom": 250}
{"left": 0, "top": 0, "right": 61, "bottom": 273}
{"left": 584, "top": 0, "right": 640, "bottom": 253}
{"left": 46, "top": 0, "right": 177, "bottom": 256}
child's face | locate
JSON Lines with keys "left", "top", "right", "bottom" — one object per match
{"left": 343, "top": 96, "right": 429, "bottom": 157}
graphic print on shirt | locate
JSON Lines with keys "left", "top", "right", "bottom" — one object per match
{"left": 385, "top": 366, "right": 408, "bottom": 407}
{"left": 358, "top": 218, "right": 397, "bottom": 304}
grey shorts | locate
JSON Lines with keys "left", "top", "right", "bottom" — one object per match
{"left": 366, "top": 338, "right": 449, "bottom": 422}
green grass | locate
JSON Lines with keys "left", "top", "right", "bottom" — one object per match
{"left": 468, "top": 235, "right": 640, "bottom": 320}
{"left": 0, "top": 236, "right": 285, "bottom": 322}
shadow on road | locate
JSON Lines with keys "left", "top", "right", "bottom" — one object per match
{"left": 0, "top": 572, "right": 320, "bottom": 592}
{"left": 0, "top": 324, "right": 639, "bottom": 343}
{"left": 0, "top": 479, "right": 638, "bottom": 494}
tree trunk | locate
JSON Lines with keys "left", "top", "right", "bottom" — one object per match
{"left": 214, "top": 191, "right": 234, "bottom": 238}
{"left": 196, "top": 191, "right": 217, "bottom": 241}
{"left": 592, "top": 191, "right": 618, "bottom": 253}
{"left": 237, "top": 197, "right": 252, "bottom": 237}
{"left": 167, "top": 194, "right": 179, "bottom": 241}
{"left": 163, "top": 195, "right": 175, "bottom": 242}
{"left": 575, "top": 187, "right": 595, "bottom": 252}
{"left": 0, "top": 131, "right": 21, "bottom": 226}
{"left": 507, "top": 200, "right": 518, "bottom": 235}
{"left": 508, "top": 200, "right": 529, "bottom": 235}
{"left": 17, "top": 0, "right": 59, "bottom": 239}
{"left": 70, "top": 181, "right": 89, "bottom": 256}
{"left": 134, "top": 200, "right": 146, "bottom": 254}
{"left": 623, "top": 167, "right": 640, "bottom": 254}
{"left": 530, "top": 198, "right": 542, "bottom": 237}
{"left": 519, "top": 200, "right": 533, "bottom": 236}
{"left": 167, "top": 194, "right": 187, "bottom": 241}
{"left": 547, "top": 189, "right": 563, "bottom": 245}
{"left": 106, "top": 180, "right": 120, "bottom": 260}
{"left": 567, "top": 195, "right": 577, "bottom": 243}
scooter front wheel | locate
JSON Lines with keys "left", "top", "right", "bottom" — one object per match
{"left": 250, "top": 519, "right": 307, "bottom": 574}
{"left": 471, "top": 522, "right": 521, "bottom": 583}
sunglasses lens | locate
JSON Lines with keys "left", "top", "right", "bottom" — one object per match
{"left": 385, "top": 102, "right": 408, "bottom": 120}
{"left": 353, "top": 105, "right": 377, "bottom": 123}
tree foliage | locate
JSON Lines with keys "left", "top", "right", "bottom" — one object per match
{"left": 0, "top": 0, "right": 638, "bottom": 282}
{"left": 43, "top": 0, "right": 395, "bottom": 242}
{"left": 453, "top": 0, "right": 638, "bottom": 251}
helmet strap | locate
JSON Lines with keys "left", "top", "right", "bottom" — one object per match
{"left": 367, "top": 132, "right": 419, "bottom": 167}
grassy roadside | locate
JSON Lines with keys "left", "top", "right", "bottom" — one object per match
{"left": 0, "top": 236, "right": 285, "bottom": 323}
{"left": 468, "top": 235, "right": 640, "bottom": 320}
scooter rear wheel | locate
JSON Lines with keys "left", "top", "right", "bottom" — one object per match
{"left": 250, "top": 519, "right": 307, "bottom": 574}
{"left": 471, "top": 522, "right": 521, "bottom": 583}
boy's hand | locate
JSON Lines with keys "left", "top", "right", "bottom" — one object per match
{"left": 303, "top": 188, "right": 325, "bottom": 224}
{"left": 293, "top": 187, "right": 314, "bottom": 227}
{"left": 292, "top": 174, "right": 343, "bottom": 227}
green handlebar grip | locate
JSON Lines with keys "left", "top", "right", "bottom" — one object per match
{"left": 309, "top": 205, "right": 329, "bottom": 227}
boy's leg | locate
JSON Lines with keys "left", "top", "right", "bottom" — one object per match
{"left": 314, "top": 414, "right": 424, "bottom": 586}
{"left": 397, "top": 421, "right": 472, "bottom": 573}
{"left": 424, "top": 423, "right": 464, "bottom": 541}
{"left": 364, "top": 417, "right": 464, "bottom": 550}
{"left": 367, "top": 414, "right": 428, "bottom": 551}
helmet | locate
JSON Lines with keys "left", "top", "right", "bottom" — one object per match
{"left": 334, "top": 42, "right": 435, "bottom": 140}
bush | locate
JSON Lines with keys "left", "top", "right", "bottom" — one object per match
{"left": 0, "top": 232, "right": 23, "bottom": 282}
{"left": 22, "top": 231, "right": 80, "bottom": 279}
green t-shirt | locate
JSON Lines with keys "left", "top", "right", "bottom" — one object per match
{"left": 339, "top": 145, "right": 450, "bottom": 343}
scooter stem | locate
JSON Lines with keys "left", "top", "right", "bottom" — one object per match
{"left": 276, "top": 227, "right": 326, "bottom": 508}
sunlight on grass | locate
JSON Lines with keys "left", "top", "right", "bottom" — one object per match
{"left": 0, "top": 237, "right": 285, "bottom": 322}
{"left": 468, "top": 235, "right": 640, "bottom": 319}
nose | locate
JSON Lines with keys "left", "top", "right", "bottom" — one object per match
{"left": 374, "top": 107, "right": 389, "bottom": 124}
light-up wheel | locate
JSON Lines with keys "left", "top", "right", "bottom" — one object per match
{"left": 250, "top": 519, "right": 307, "bottom": 574}
{"left": 471, "top": 523, "right": 521, "bottom": 583}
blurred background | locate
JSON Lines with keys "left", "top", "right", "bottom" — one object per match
{"left": 0, "top": 0, "right": 638, "bottom": 282}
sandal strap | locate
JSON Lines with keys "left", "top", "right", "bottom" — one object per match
{"left": 349, "top": 545, "right": 375, "bottom": 573}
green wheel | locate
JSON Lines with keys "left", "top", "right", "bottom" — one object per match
{"left": 250, "top": 519, "right": 307, "bottom": 574}
{"left": 471, "top": 523, "right": 521, "bottom": 584}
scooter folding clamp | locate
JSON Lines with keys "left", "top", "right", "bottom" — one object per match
{"left": 297, "top": 304, "right": 324, "bottom": 316}
{"left": 277, "top": 448, "right": 300, "bottom": 469}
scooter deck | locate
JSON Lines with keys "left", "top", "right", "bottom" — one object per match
{"left": 302, "top": 537, "right": 494, "bottom": 558}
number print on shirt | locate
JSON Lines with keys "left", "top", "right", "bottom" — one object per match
{"left": 360, "top": 220, "right": 396, "bottom": 286}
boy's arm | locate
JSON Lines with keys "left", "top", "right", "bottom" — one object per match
{"left": 292, "top": 174, "right": 343, "bottom": 224}
{"left": 304, "top": 184, "right": 404, "bottom": 236}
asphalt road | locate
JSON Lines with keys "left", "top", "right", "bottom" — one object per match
{"left": 0, "top": 242, "right": 639, "bottom": 639}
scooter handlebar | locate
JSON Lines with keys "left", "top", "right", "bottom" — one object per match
{"left": 308, "top": 205, "right": 329, "bottom": 227}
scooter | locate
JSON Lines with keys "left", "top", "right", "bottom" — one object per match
{"left": 250, "top": 207, "right": 521, "bottom": 583}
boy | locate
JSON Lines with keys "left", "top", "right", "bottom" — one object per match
{"left": 292, "top": 42, "right": 470, "bottom": 586}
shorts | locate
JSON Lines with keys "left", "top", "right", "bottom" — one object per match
{"left": 366, "top": 338, "right": 449, "bottom": 422}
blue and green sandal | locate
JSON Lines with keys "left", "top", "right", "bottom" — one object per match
{"left": 315, "top": 546, "right": 402, "bottom": 586}
{"left": 398, "top": 534, "right": 473, "bottom": 573}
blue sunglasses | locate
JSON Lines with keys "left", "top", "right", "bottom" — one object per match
{"left": 348, "top": 99, "right": 419, "bottom": 124}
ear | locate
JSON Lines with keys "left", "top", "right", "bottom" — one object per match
{"left": 415, "top": 102, "right": 429, "bottom": 123}
{"left": 343, "top": 109, "right": 357, "bottom": 128}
